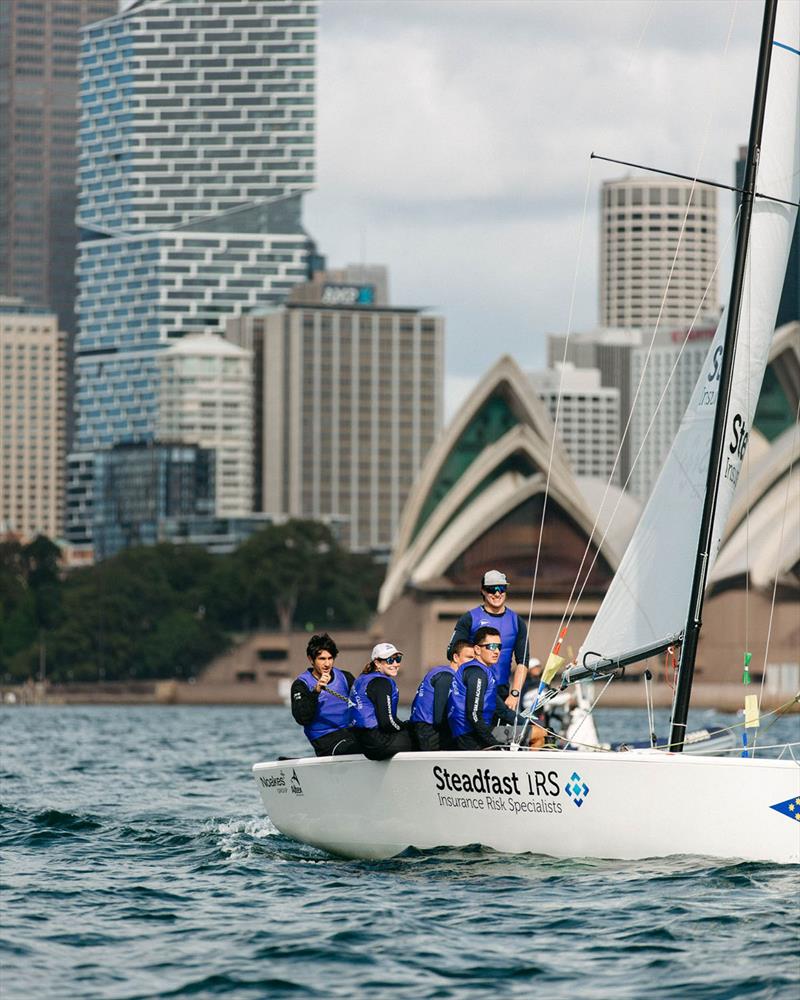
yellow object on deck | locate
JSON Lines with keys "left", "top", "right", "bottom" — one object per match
{"left": 543, "top": 652, "right": 565, "bottom": 685}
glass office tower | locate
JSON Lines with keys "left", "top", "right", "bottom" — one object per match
{"left": 68, "top": 0, "right": 318, "bottom": 546}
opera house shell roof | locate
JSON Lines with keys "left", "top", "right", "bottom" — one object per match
{"left": 378, "top": 325, "right": 798, "bottom": 685}
{"left": 379, "top": 354, "right": 635, "bottom": 613}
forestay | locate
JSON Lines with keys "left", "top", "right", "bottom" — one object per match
{"left": 579, "top": 1, "right": 799, "bottom": 667}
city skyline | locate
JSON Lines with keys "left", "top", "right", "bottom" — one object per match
{"left": 67, "top": 0, "right": 319, "bottom": 544}
{"left": 306, "top": 0, "right": 774, "bottom": 417}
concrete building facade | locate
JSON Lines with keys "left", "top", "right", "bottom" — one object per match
{"left": 629, "top": 325, "right": 717, "bottom": 499}
{"left": 0, "top": 297, "right": 66, "bottom": 540}
{"left": 157, "top": 333, "right": 253, "bottom": 518}
{"left": 600, "top": 176, "right": 719, "bottom": 331}
{"left": 226, "top": 267, "right": 444, "bottom": 553}
{"left": 529, "top": 363, "right": 621, "bottom": 484}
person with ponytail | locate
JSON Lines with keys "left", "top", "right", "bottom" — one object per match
{"left": 290, "top": 633, "right": 358, "bottom": 757}
{"left": 348, "top": 642, "right": 415, "bottom": 760}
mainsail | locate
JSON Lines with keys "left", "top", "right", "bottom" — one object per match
{"left": 579, "top": 1, "right": 799, "bottom": 668}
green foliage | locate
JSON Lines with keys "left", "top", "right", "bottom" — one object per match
{"left": 0, "top": 522, "right": 385, "bottom": 683}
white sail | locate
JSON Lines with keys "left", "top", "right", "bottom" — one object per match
{"left": 579, "top": 2, "right": 799, "bottom": 667}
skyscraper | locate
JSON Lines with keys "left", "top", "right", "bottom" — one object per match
{"left": 68, "top": 0, "right": 318, "bottom": 547}
{"left": 628, "top": 325, "right": 717, "bottom": 499}
{"left": 600, "top": 177, "right": 720, "bottom": 331}
{"left": 0, "top": 297, "right": 66, "bottom": 540}
{"left": 529, "top": 363, "right": 621, "bottom": 484}
{"left": 0, "top": 0, "right": 118, "bottom": 334}
{"left": 226, "top": 266, "right": 444, "bottom": 553}
{"left": 157, "top": 333, "right": 253, "bottom": 518}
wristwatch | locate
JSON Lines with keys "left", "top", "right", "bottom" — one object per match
{"left": 510, "top": 688, "right": 520, "bottom": 697}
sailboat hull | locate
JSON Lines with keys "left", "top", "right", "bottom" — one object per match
{"left": 253, "top": 749, "right": 800, "bottom": 863}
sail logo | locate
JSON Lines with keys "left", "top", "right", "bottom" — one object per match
{"left": 564, "top": 771, "right": 590, "bottom": 808}
{"left": 721, "top": 412, "right": 749, "bottom": 487}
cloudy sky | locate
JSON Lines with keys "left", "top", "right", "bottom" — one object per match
{"left": 302, "top": 0, "right": 766, "bottom": 417}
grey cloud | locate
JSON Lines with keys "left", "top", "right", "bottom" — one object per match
{"left": 307, "top": 0, "right": 764, "bottom": 388}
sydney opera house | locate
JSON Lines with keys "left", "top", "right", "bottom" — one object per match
{"left": 205, "top": 322, "right": 798, "bottom": 705}
{"left": 375, "top": 322, "right": 799, "bottom": 695}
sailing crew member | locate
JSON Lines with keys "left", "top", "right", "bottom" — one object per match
{"left": 520, "top": 657, "right": 549, "bottom": 750}
{"left": 349, "top": 642, "right": 415, "bottom": 761}
{"left": 447, "top": 569, "right": 530, "bottom": 713}
{"left": 290, "top": 633, "right": 358, "bottom": 757}
{"left": 409, "top": 640, "right": 474, "bottom": 751}
{"left": 447, "top": 627, "right": 503, "bottom": 750}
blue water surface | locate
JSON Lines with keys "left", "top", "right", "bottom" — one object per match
{"left": 1, "top": 705, "right": 798, "bottom": 999}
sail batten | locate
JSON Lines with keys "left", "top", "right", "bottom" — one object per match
{"left": 578, "top": 1, "right": 800, "bottom": 669}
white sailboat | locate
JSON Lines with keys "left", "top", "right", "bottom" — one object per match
{"left": 253, "top": 0, "right": 800, "bottom": 864}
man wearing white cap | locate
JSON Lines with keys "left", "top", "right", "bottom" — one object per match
{"left": 447, "top": 569, "right": 530, "bottom": 714}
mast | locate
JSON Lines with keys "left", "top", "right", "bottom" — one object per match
{"left": 669, "top": 0, "right": 779, "bottom": 752}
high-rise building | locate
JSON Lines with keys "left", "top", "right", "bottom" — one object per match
{"left": 0, "top": 296, "right": 66, "bottom": 540}
{"left": 600, "top": 177, "right": 720, "bottom": 331}
{"left": 736, "top": 144, "right": 799, "bottom": 326}
{"left": 68, "top": 0, "right": 318, "bottom": 547}
{"left": 157, "top": 333, "right": 253, "bottom": 518}
{"left": 547, "top": 325, "right": 718, "bottom": 499}
{"left": 0, "top": 0, "right": 118, "bottom": 335}
{"left": 93, "top": 440, "right": 215, "bottom": 560}
{"left": 628, "top": 325, "right": 717, "bottom": 499}
{"left": 548, "top": 327, "right": 641, "bottom": 486}
{"left": 226, "top": 267, "right": 444, "bottom": 553}
{"left": 529, "top": 364, "right": 621, "bottom": 484}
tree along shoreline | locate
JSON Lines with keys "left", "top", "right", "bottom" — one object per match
{"left": 0, "top": 521, "right": 384, "bottom": 685}
{"left": 3, "top": 678, "right": 796, "bottom": 714}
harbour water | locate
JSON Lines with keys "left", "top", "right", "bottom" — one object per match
{"left": 2, "top": 705, "right": 798, "bottom": 999}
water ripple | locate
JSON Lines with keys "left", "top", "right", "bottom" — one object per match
{"left": 1, "top": 705, "right": 798, "bottom": 1000}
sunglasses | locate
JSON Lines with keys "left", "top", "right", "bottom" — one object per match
{"left": 484, "top": 586, "right": 507, "bottom": 595}
{"left": 379, "top": 655, "right": 403, "bottom": 665}
{"left": 479, "top": 643, "right": 501, "bottom": 651}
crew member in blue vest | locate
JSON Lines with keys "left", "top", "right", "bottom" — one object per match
{"left": 447, "top": 569, "right": 530, "bottom": 715}
{"left": 447, "top": 626, "right": 503, "bottom": 750}
{"left": 410, "top": 639, "right": 474, "bottom": 751}
{"left": 349, "top": 642, "right": 415, "bottom": 760}
{"left": 290, "top": 633, "right": 358, "bottom": 757}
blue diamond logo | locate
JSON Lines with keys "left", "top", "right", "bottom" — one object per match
{"left": 565, "top": 770, "right": 590, "bottom": 808}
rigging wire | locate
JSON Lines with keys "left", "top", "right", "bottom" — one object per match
{"left": 516, "top": 689, "right": 799, "bottom": 755}
{"left": 521, "top": 0, "right": 659, "bottom": 670}
{"left": 556, "top": 208, "right": 741, "bottom": 648}
{"left": 521, "top": 163, "right": 593, "bottom": 668}
{"left": 542, "top": 1, "right": 741, "bottom": 679}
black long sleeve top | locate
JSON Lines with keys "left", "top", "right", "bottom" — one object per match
{"left": 361, "top": 675, "right": 406, "bottom": 733}
{"left": 413, "top": 670, "right": 456, "bottom": 751}
{"left": 462, "top": 664, "right": 498, "bottom": 748}
{"left": 290, "top": 669, "right": 355, "bottom": 728}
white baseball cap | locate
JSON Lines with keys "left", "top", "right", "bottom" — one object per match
{"left": 482, "top": 569, "right": 508, "bottom": 588}
{"left": 372, "top": 642, "right": 402, "bottom": 660}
